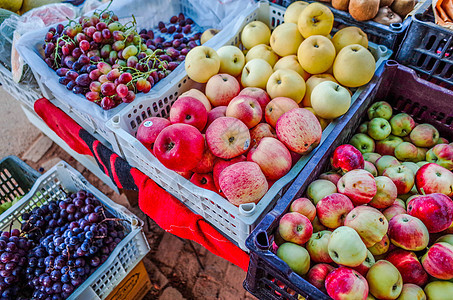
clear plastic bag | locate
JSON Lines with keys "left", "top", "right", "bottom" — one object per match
{"left": 21, "top": 3, "right": 79, "bottom": 26}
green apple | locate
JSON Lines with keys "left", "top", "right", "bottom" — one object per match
{"left": 364, "top": 161, "right": 378, "bottom": 176}
{"left": 369, "top": 176, "right": 398, "bottom": 209}
{"left": 390, "top": 113, "right": 415, "bottom": 137}
{"left": 344, "top": 206, "right": 388, "bottom": 247}
{"left": 350, "top": 133, "right": 376, "bottom": 154}
{"left": 363, "top": 152, "right": 381, "bottom": 165}
{"left": 368, "top": 101, "right": 393, "bottom": 120}
{"left": 367, "top": 260, "right": 403, "bottom": 299}
{"left": 376, "top": 135, "right": 404, "bottom": 156}
{"left": 401, "top": 162, "right": 419, "bottom": 174}
{"left": 416, "top": 161, "right": 429, "bottom": 168}
{"left": 306, "top": 230, "right": 333, "bottom": 263}
{"left": 358, "top": 122, "right": 369, "bottom": 134}
{"left": 312, "top": 216, "right": 327, "bottom": 233}
{"left": 424, "top": 281, "right": 453, "bottom": 300}
{"left": 375, "top": 155, "right": 401, "bottom": 176}
{"left": 394, "top": 142, "right": 418, "bottom": 162}
{"left": 368, "top": 118, "right": 392, "bottom": 141}
{"left": 241, "top": 20, "right": 271, "bottom": 50}
{"left": 307, "top": 179, "right": 337, "bottom": 205}
{"left": 328, "top": 226, "right": 367, "bottom": 267}
{"left": 410, "top": 124, "right": 439, "bottom": 148}
{"left": 277, "top": 242, "right": 310, "bottom": 276}
{"left": 435, "top": 234, "right": 453, "bottom": 246}
{"left": 415, "top": 147, "right": 427, "bottom": 162}
{"left": 397, "top": 283, "right": 426, "bottom": 300}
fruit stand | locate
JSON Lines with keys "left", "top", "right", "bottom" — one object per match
{"left": 0, "top": 0, "right": 453, "bottom": 299}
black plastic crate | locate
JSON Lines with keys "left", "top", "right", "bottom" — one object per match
{"left": 244, "top": 61, "right": 453, "bottom": 299}
{"left": 269, "top": 0, "right": 411, "bottom": 53}
{"left": 396, "top": 0, "right": 453, "bottom": 89}
{"left": 0, "top": 156, "right": 40, "bottom": 204}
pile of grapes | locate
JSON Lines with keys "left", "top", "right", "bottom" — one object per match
{"left": 42, "top": 5, "right": 201, "bottom": 110}
{"left": 0, "top": 190, "right": 127, "bottom": 299}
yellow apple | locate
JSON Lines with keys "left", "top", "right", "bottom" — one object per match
{"left": 185, "top": 46, "right": 220, "bottom": 83}
{"left": 284, "top": 1, "right": 309, "bottom": 23}
{"left": 245, "top": 44, "right": 279, "bottom": 67}
{"left": 241, "top": 20, "right": 271, "bottom": 49}
{"left": 241, "top": 58, "right": 273, "bottom": 89}
{"left": 216, "top": 45, "right": 245, "bottom": 77}
{"left": 367, "top": 260, "right": 403, "bottom": 299}
{"left": 333, "top": 44, "right": 376, "bottom": 87}
{"left": 298, "top": 35, "right": 336, "bottom": 75}
{"left": 270, "top": 23, "right": 304, "bottom": 57}
{"left": 274, "top": 55, "right": 310, "bottom": 81}
{"left": 311, "top": 81, "right": 351, "bottom": 119}
{"left": 302, "top": 73, "right": 338, "bottom": 107}
{"left": 331, "top": 26, "right": 369, "bottom": 53}
{"left": 304, "top": 107, "right": 330, "bottom": 130}
{"left": 266, "top": 69, "right": 306, "bottom": 104}
{"left": 424, "top": 281, "right": 453, "bottom": 300}
{"left": 200, "top": 28, "right": 220, "bottom": 45}
{"left": 179, "top": 89, "right": 211, "bottom": 112}
{"left": 298, "top": 2, "right": 334, "bottom": 38}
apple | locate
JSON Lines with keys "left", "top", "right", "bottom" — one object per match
{"left": 397, "top": 284, "right": 426, "bottom": 300}
{"left": 239, "top": 87, "right": 270, "bottom": 116}
{"left": 179, "top": 89, "right": 211, "bottom": 112}
{"left": 298, "top": 2, "right": 334, "bottom": 38}
{"left": 353, "top": 250, "right": 375, "bottom": 276}
{"left": 153, "top": 123, "right": 205, "bottom": 172}
{"left": 436, "top": 234, "right": 453, "bottom": 245}
{"left": 331, "top": 144, "right": 365, "bottom": 173}
{"left": 169, "top": 96, "right": 207, "bottom": 131}
{"left": 363, "top": 152, "right": 381, "bottom": 165}
{"left": 216, "top": 45, "right": 245, "bottom": 77}
{"left": 415, "top": 163, "right": 453, "bottom": 197}
{"left": 307, "top": 263, "right": 335, "bottom": 292}
{"left": 206, "top": 117, "right": 250, "bottom": 159}
{"left": 249, "top": 123, "right": 277, "bottom": 150}
{"left": 358, "top": 122, "right": 369, "bottom": 134}
{"left": 274, "top": 55, "right": 310, "bottom": 81}
{"left": 276, "top": 108, "right": 322, "bottom": 154}
{"left": 369, "top": 176, "right": 398, "bottom": 209}
{"left": 205, "top": 106, "right": 227, "bottom": 129}
{"left": 241, "top": 58, "right": 273, "bottom": 89}
{"left": 366, "top": 260, "right": 403, "bottom": 300}
{"left": 424, "top": 281, "right": 453, "bottom": 300}
{"left": 368, "top": 234, "right": 390, "bottom": 256}
{"left": 307, "top": 179, "right": 337, "bottom": 205}
{"left": 345, "top": 206, "right": 388, "bottom": 247}
{"left": 383, "top": 165, "right": 415, "bottom": 195}
{"left": 388, "top": 214, "right": 429, "bottom": 251}
{"left": 407, "top": 193, "right": 453, "bottom": 233}
{"left": 426, "top": 143, "right": 453, "bottom": 170}
{"left": 331, "top": 26, "right": 368, "bottom": 53}
{"left": 298, "top": 35, "right": 336, "bottom": 74}
{"left": 192, "top": 139, "right": 216, "bottom": 173}
{"left": 205, "top": 73, "right": 240, "bottom": 107}
{"left": 337, "top": 169, "right": 377, "bottom": 206}
{"left": 264, "top": 97, "right": 299, "bottom": 128}
{"left": 394, "top": 142, "right": 418, "bottom": 162}
{"left": 245, "top": 44, "right": 279, "bottom": 67}
{"left": 306, "top": 230, "right": 333, "bottom": 263}
{"left": 312, "top": 216, "right": 327, "bottom": 233}
{"left": 389, "top": 113, "right": 415, "bottom": 137}
{"left": 438, "top": 137, "right": 450, "bottom": 144}
{"left": 190, "top": 173, "right": 217, "bottom": 193}
{"left": 311, "top": 81, "right": 351, "bottom": 119}
{"left": 284, "top": 1, "right": 309, "bottom": 24}
{"left": 383, "top": 204, "right": 406, "bottom": 222}
{"left": 276, "top": 242, "right": 310, "bottom": 276}
{"left": 185, "top": 46, "right": 220, "bottom": 83}
{"left": 375, "top": 155, "right": 401, "bottom": 176}
{"left": 176, "top": 170, "right": 193, "bottom": 180}
{"left": 219, "top": 161, "right": 268, "bottom": 205}
{"left": 401, "top": 161, "right": 419, "bottom": 174}
{"left": 317, "top": 193, "right": 354, "bottom": 229}
{"left": 367, "top": 118, "right": 392, "bottom": 141}
{"left": 325, "top": 267, "right": 369, "bottom": 300}
{"left": 212, "top": 155, "right": 246, "bottom": 192}
{"left": 386, "top": 249, "right": 428, "bottom": 286}
{"left": 421, "top": 242, "right": 453, "bottom": 280}
{"left": 410, "top": 124, "right": 439, "bottom": 148}
{"left": 333, "top": 44, "right": 376, "bottom": 88}
{"left": 350, "top": 133, "right": 376, "bottom": 154}
{"left": 136, "top": 117, "right": 171, "bottom": 151}
{"left": 270, "top": 23, "right": 304, "bottom": 57}
{"left": 417, "top": 161, "right": 429, "bottom": 169}
{"left": 278, "top": 212, "right": 313, "bottom": 245}
{"left": 302, "top": 73, "right": 338, "bottom": 107}
{"left": 226, "top": 95, "right": 262, "bottom": 128}
{"left": 200, "top": 28, "right": 219, "bottom": 44}
{"left": 319, "top": 171, "right": 342, "bottom": 185}
{"left": 266, "top": 69, "right": 306, "bottom": 104}
{"left": 394, "top": 198, "right": 407, "bottom": 209}
{"left": 241, "top": 20, "right": 271, "bottom": 50}
{"left": 367, "top": 101, "right": 393, "bottom": 120}
{"left": 328, "top": 226, "right": 368, "bottom": 267}
{"left": 376, "top": 135, "right": 403, "bottom": 156}
{"left": 290, "top": 197, "right": 316, "bottom": 221}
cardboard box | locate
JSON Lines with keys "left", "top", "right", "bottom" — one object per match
{"left": 106, "top": 261, "right": 152, "bottom": 300}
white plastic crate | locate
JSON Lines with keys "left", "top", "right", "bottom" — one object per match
{"left": 0, "top": 161, "right": 150, "bottom": 300}
{"left": 106, "top": 1, "right": 392, "bottom": 251}
{"left": 0, "top": 64, "right": 41, "bottom": 110}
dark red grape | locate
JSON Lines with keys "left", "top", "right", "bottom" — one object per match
{"left": 170, "top": 15, "right": 178, "bottom": 23}
{"left": 158, "top": 21, "right": 165, "bottom": 29}
{"left": 101, "top": 97, "right": 115, "bottom": 110}
{"left": 176, "top": 26, "right": 183, "bottom": 33}
{"left": 92, "top": 31, "right": 102, "bottom": 43}
{"left": 58, "top": 77, "right": 70, "bottom": 85}
{"left": 72, "top": 86, "right": 84, "bottom": 94}
{"left": 183, "top": 25, "right": 191, "bottom": 34}
{"left": 79, "top": 40, "right": 90, "bottom": 52}
{"left": 102, "top": 28, "right": 112, "bottom": 39}
{"left": 122, "top": 90, "right": 135, "bottom": 103}
{"left": 56, "top": 24, "right": 64, "bottom": 34}
{"left": 186, "top": 18, "right": 194, "bottom": 25}
{"left": 95, "top": 22, "right": 107, "bottom": 31}
{"left": 75, "top": 74, "right": 91, "bottom": 87}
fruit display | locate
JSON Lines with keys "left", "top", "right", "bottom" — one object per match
{"left": 272, "top": 100, "right": 453, "bottom": 299}
{"left": 41, "top": 6, "right": 201, "bottom": 110}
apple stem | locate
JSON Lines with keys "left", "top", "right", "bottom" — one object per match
{"left": 420, "top": 188, "right": 426, "bottom": 196}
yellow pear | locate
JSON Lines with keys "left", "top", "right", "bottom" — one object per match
{"left": 302, "top": 73, "right": 337, "bottom": 107}
{"left": 245, "top": 44, "right": 279, "bottom": 67}
{"left": 298, "top": 35, "right": 336, "bottom": 75}
{"left": 298, "top": 2, "right": 334, "bottom": 38}
{"left": 274, "top": 55, "right": 310, "bottom": 81}
{"left": 270, "top": 23, "right": 304, "bottom": 57}
{"left": 266, "top": 69, "right": 306, "bottom": 103}
{"left": 332, "top": 26, "right": 369, "bottom": 53}
{"left": 333, "top": 44, "right": 376, "bottom": 87}
{"left": 284, "top": 1, "right": 309, "bottom": 23}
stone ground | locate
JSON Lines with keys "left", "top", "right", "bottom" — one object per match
{"left": 0, "top": 88, "right": 257, "bottom": 299}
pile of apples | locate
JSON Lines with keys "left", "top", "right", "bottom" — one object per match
{"left": 273, "top": 101, "right": 453, "bottom": 299}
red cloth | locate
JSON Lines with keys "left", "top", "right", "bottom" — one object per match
{"left": 33, "top": 98, "right": 249, "bottom": 271}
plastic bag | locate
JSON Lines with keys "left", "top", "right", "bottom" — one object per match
{"left": 81, "top": 0, "right": 110, "bottom": 15}
{"left": 21, "top": 3, "right": 79, "bottom": 26}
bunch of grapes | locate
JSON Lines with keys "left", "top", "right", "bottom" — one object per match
{"left": 42, "top": 5, "right": 201, "bottom": 110}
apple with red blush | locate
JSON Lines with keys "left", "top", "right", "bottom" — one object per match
{"left": 331, "top": 144, "right": 365, "bottom": 174}
{"left": 415, "top": 163, "right": 453, "bottom": 197}
{"left": 190, "top": 173, "right": 217, "bottom": 193}
{"left": 169, "top": 96, "right": 207, "bottom": 131}
{"left": 325, "top": 267, "right": 369, "bottom": 300}
{"left": 386, "top": 249, "right": 428, "bottom": 286}
{"left": 136, "top": 117, "right": 171, "bottom": 151}
{"left": 278, "top": 212, "right": 313, "bottom": 245}
{"left": 206, "top": 117, "right": 250, "bottom": 159}
{"left": 407, "top": 193, "right": 453, "bottom": 233}
{"left": 307, "top": 263, "right": 335, "bottom": 292}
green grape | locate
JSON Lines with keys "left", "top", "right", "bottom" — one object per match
{"left": 123, "top": 45, "right": 138, "bottom": 60}
{"left": 108, "top": 22, "right": 123, "bottom": 32}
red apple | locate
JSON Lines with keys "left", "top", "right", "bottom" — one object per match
{"left": 239, "top": 87, "right": 271, "bottom": 117}
{"left": 205, "top": 73, "right": 240, "bottom": 107}
{"left": 407, "top": 193, "right": 453, "bottom": 233}
{"left": 192, "top": 138, "right": 216, "bottom": 173}
{"left": 190, "top": 173, "right": 217, "bottom": 193}
{"left": 344, "top": 206, "right": 388, "bottom": 247}
{"left": 169, "top": 96, "right": 208, "bottom": 131}
{"left": 276, "top": 108, "right": 322, "bottom": 155}
{"left": 421, "top": 242, "right": 453, "bottom": 280}
{"left": 369, "top": 176, "right": 398, "bottom": 209}
{"left": 388, "top": 214, "right": 429, "bottom": 251}
{"left": 319, "top": 171, "right": 342, "bottom": 185}
{"left": 205, "top": 106, "right": 227, "bottom": 129}
{"left": 325, "top": 267, "right": 369, "bottom": 300}
{"left": 382, "top": 204, "right": 406, "bottom": 222}
{"left": 153, "top": 124, "right": 205, "bottom": 172}
{"left": 386, "top": 249, "right": 428, "bottom": 286}
{"left": 136, "top": 117, "right": 171, "bottom": 150}
{"left": 290, "top": 197, "right": 316, "bottom": 221}
{"left": 337, "top": 169, "right": 377, "bottom": 206}
{"left": 352, "top": 250, "right": 375, "bottom": 276}
{"left": 278, "top": 212, "right": 313, "bottom": 245}
{"left": 316, "top": 193, "right": 354, "bottom": 229}
{"left": 206, "top": 117, "right": 250, "bottom": 159}
{"left": 307, "top": 263, "right": 336, "bottom": 292}
{"left": 264, "top": 96, "right": 299, "bottom": 128}
{"left": 219, "top": 161, "right": 268, "bottom": 205}
{"left": 176, "top": 170, "right": 193, "bottom": 180}
{"left": 226, "top": 95, "right": 262, "bottom": 128}
{"left": 383, "top": 165, "right": 415, "bottom": 195}
{"left": 249, "top": 123, "right": 277, "bottom": 150}
{"left": 426, "top": 143, "right": 453, "bottom": 170}
{"left": 212, "top": 155, "right": 246, "bottom": 193}
{"left": 331, "top": 144, "right": 365, "bottom": 173}
{"left": 415, "top": 163, "right": 453, "bottom": 197}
